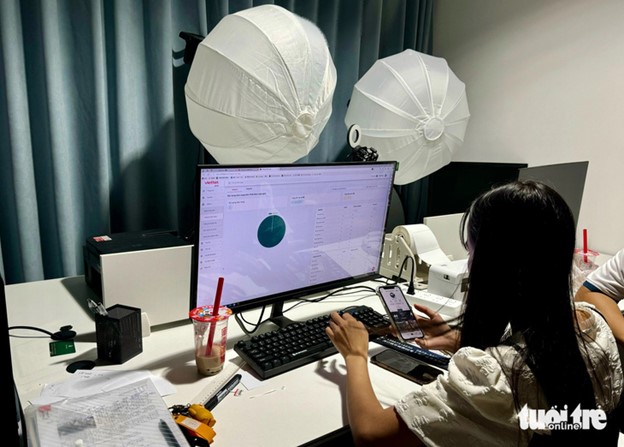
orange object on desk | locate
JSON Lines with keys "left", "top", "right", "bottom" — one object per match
{"left": 174, "top": 414, "right": 216, "bottom": 444}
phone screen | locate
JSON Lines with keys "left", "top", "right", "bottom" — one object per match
{"left": 377, "top": 285, "right": 424, "bottom": 340}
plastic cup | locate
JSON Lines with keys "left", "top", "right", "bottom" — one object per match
{"left": 572, "top": 248, "right": 599, "bottom": 294}
{"left": 189, "top": 305, "right": 232, "bottom": 376}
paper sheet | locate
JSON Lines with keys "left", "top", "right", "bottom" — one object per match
{"left": 28, "top": 378, "right": 187, "bottom": 447}
{"left": 35, "top": 369, "right": 176, "bottom": 405}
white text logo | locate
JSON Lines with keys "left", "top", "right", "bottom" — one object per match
{"left": 518, "top": 404, "right": 606, "bottom": 430}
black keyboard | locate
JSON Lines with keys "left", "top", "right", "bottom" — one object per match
{"left": 234, "top": 305, "right": 447, "bottom": 379}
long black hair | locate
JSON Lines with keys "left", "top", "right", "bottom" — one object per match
{"left": 459, "top": 180, "right": 615, "bottom": 442}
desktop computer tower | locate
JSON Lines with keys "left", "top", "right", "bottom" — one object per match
{"left": 83, "top": 230, "right": 193, "bottom": 328}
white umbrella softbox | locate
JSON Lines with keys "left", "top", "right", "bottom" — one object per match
{"left": 345, "top": 49, "right": 470, "bottom": 185}
{"left": 184, "top": 5, "right": 337, "bottom": 164}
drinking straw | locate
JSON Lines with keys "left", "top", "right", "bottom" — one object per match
{"left": 583, "top": 228, "right": 588, "bottom": 263}
{"left": 205, "top": 277, "right": 225, "bottom": 356}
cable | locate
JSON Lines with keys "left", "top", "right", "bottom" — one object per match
{"left": 371, "top": 277, "right": 392, "bottom": 285}
{"left": 398, "top": 255, "right": 416, "bottom": 295}
{"left": 282, "top": 284, "right": 378, "bottom": 314}
{"left": 234, "top": 306, "right": 267, "bottom": 335}
{"left": 9, "top": 325, "right": 76, "bottom": 340}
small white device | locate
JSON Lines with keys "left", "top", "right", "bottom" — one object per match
{"left": 427, "top": 259, "right": 469, "bottom": 300}
{"left": 84, "top": 231, "right": 193, "bottom": 330}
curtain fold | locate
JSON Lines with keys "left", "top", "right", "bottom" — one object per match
{"left": 0, "top": 0, "right": 432, "bottom": 284}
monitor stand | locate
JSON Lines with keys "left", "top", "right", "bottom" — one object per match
{"left": 267, "top": 301, "right": 296, "bottom": 329}
{"left": 232, "top": 300, "right": 299, "bottom": 335}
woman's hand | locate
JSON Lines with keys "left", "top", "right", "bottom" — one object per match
{"left": 326, "top": 311, "right": 423, "bottom": 447}
{"left": 412, "top": 303, "right": 460, "bottom": 353}
{"left": 326, "top": 312, "right": 369, "bottom": 360}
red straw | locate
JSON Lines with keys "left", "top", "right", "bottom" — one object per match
{"left": 583, "top": 228, "right": 588, "bottom": 263}
{"left": 205, "top": 277, "right": 225, "bottom": 356}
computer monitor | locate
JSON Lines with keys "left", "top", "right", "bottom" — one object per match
{"left": 518, "top": 161, "right": 588, "bottom": 226}
{"left": 191, "top": 161, "right": 396, "bottom": 328}
{"left": 424, "top": 161, "right": 528, "bottom": 219}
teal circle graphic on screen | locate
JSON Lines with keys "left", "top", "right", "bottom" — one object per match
{"left": 258, "top": 215, "right": 286, "bottom": 248}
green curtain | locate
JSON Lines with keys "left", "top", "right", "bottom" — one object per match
{"left": 0, "top": 0, "right": 432, "bottom": 284}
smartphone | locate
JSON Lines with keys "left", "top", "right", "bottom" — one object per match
{"left": 377, "top": 285, "right": 424, "bottom": 341}
{"left": 371, "top": 349, "right": 443, "bottom": 385}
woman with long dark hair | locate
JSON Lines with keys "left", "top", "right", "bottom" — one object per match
{"left": 326, "top": 180, "right": 622, "bottom": 446}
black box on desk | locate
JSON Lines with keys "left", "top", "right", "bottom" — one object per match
{"left": 96, "top": 304, "right": 143, "bottom": 364}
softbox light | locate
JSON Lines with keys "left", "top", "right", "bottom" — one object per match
{"left": 184, "top": 5, "right": 337, "bottom": 164}
{"left": 345, "top": 49, "right": 470, "bottom": 185}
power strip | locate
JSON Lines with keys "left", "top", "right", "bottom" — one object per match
{"left": 192, "top": 357, "right": 245, "bottom": 405}
{"left": 408, "top": 289, "right": 463, "bottom": 319}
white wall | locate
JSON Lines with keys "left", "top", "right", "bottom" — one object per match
{"left": 433, "top": 0, "right": 624, "bottom": 256}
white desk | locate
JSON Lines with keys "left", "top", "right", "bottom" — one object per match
{"left": 8, "top": 276, "right": 419, "bottom": 446}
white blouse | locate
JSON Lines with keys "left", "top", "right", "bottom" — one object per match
{"left": 394, "top": 303, "right": 623, "bottom": 446}
{"left": 586, "top": 248, "right": 624, "bottom": 301}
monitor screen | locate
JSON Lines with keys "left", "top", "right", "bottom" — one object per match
{"left": 424, "top": 161, "right": 528, "bottom": 219}
{"left": 191, "top": 162, "right": 396, "bottom": 321}
{"left": 517, "top": 161, "right": 588, "bottom": 226}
